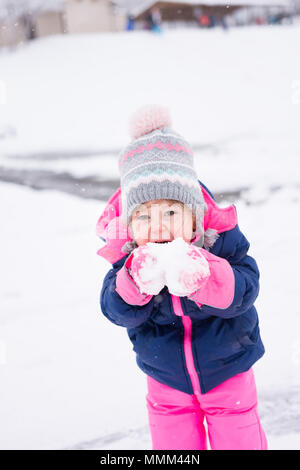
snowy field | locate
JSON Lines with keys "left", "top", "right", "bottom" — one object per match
{"left": 0, "top": 23, "right": 300, "bottom": 450}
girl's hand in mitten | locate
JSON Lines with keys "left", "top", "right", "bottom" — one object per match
{"left": 129, "top": 244, "right": 166, "bottom": 296}
{"left": 165, "top": 239, "right": 210, "bottom": 297}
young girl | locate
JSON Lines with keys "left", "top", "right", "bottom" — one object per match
{"left": 97, "top": 105, "right": 267, "bottom": 450}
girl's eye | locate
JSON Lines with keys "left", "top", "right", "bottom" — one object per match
{"left": 165, "top": 210, "right": 176, "bottom": 216}
{"left": 138, "top": 214, "right": 150, "bottom": 221}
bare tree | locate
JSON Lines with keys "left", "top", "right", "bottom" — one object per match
{"left": 0, "top": 0, "right": 64, "bottom": 22}
{"left": 0, "top": 0, "right": 64, "bottom": 43}
{"left": 293, "top": 0, "right": 300, "bottom": 13}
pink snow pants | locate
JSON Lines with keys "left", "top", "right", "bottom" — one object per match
{"left": 146, "top": 368, "right": 268, "bottom": 450}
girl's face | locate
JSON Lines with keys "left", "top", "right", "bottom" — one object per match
{"left": 130, "top": 199, "right": 196, "bottom": 247}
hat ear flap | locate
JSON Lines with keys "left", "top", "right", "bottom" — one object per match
{"left": 198, "top": 233, "right": 204, "bottom": 248}
{"left": 203, "top": 228, "right": 219, "bottom": 250}
{"left": 121, "top": 240, "right": 138, "bottom": 254}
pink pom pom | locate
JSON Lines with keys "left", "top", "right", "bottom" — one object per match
{"left": 129, "top": 105, "right": 172, "bottom": 140}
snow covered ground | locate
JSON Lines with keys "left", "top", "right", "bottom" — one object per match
{"left": 0, "top": 23, "right": 300, "bottom": 450}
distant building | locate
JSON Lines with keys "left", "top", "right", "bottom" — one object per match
{"left": 0, "top": 20, "right": 27, "bottom": 48}
{"left": 63, "top": 0, "right": 125, "bottom": 35}
{"left": 120, "top": 0, "right": 294, "bottom": 29}
{"left": 0, "top": 3, "right": 65, "bottom": 48}
{"left": 0, "top": 0, "right": 295, "bottom": 48}
{"left": 35, "top": 10, "right": 65, "bottom": 38}
{"left": 0, "top": 0, "right": 126, "bottom": 48}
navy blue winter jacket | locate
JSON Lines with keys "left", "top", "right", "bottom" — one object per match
{"left": 100, "top": 184, "right": 265, "bottom": 394}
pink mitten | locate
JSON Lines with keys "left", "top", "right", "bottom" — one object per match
{"left": 165, "top": 239, "right": 210, "bottom": 297}
{"left": 129, "top": 244, "right": 166, "bottom": 296}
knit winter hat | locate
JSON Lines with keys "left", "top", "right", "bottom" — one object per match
{"left": 119, "top": 105, "right": 206, "bottom": 245}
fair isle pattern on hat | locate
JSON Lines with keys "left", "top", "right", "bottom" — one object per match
{"left": 118, "top": 105, "right": 206, "bottom": 239}
{"left": 119, "top": 139, "right": 193, "bottom": 167}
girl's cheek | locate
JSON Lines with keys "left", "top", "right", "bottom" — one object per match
{"left": 132, "top": 221, "right": 149, "bottom": 242}
{"left": 173, "top": 216, "right": 185, "bottom": 234}
{"left": 174, "top": 217, "right": 193, "bottom": 240}
{"left": 138, "top": 222, "right": 149, "bottom": 236}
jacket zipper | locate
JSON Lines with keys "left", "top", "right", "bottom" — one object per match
{"left": 171, "top": 295, "right": 202, "bottom": 397}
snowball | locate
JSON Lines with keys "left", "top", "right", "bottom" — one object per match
{"left": 131, "top": 244, "right": 166, "bottom": 295}
{"left": 132, "top": 237, "right": 210, "bottom": 297}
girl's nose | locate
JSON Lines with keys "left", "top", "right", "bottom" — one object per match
{"left": 149, "top": 223, "right": 163, "bottom": 239}
{"left": 148, "top": 215, "right": 170, "bottom": 240}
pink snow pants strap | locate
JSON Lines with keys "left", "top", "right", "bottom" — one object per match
{"left": 115, "top": 254, "right": 153, "bottom": 306}
{"left": 146, "top": 369, "right": 268, "bottom": 450}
